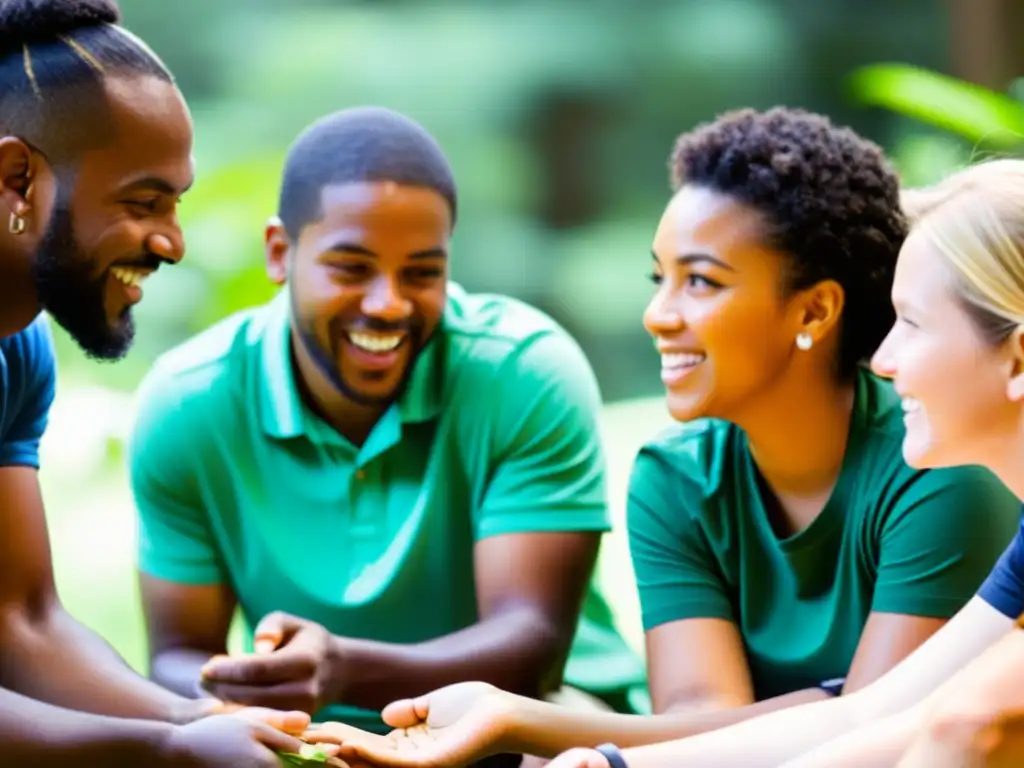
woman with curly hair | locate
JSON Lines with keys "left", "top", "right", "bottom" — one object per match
{"left": 303, "top": 109, "right": 1020, "bottom": 768}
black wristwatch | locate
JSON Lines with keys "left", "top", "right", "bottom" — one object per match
{"left": 595, "top": 743, "right": 629, "bottom": 768}
{"left": 819, "top": 677, "right": 845, "bottom": 697}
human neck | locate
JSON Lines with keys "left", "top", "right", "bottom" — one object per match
{"left": 289, "top": 327, "right": 388, "bottom": 447}
{"left": 969, "top": 419, "right": 1024, "bottom": 502}
{"left": 739, "top": 365, "right": 857, "bottom": 502}
{"left": 0, "top": 241, "right": 41, "bottom": 338}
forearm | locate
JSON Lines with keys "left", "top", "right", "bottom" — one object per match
{"left": 0, "top": 684, "right": 173, "bottom": 766}
{"left": 783, "top": 706, "right": 925, "bottom": 767}
{"left": 503, "top": 687, "right": 831, "bottom": 758}
{"left": 338, "top": 606, "right": 566, "bottom": 711}
{"left": 609, "top": 693, "right": 875, "bottom": 767}
{"left": 0, "top": 604, "right": 206, "bottom": 723}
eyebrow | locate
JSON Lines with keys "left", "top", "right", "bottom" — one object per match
{"left": 650, "top": 250, "right": 735, "bottom": 271}
{"left": 324, "top": 243, "right": 448, "bottom": 260}
{"left": 119, "top": 176, "right": 194, "bottom": 196}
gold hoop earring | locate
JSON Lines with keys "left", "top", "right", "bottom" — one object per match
{"left": 8, "top": 211, "right": 26, "bottom": 235}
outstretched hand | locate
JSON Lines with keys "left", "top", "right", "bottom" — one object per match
{"left": 303, "top": 682, "right": 519, "bottom": 767}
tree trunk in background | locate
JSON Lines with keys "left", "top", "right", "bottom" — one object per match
{"left": 948, "top": 0, "right": 1024, "bottom": 90}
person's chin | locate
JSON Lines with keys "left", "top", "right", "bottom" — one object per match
{"left": 901, "top": 435, "right": 941, "bottom": 469}
{"left": 665, "top": 390, "right": 711, "bottom": 424}
{"left": 343, "top": 371, "right": 407, "bottom": 405}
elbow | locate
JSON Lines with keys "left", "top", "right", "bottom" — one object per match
{"left": 652, "top": 680, "right": 754, "bottom": 715}
{"left": 499, "top": 608, "right": 573, "bottom": 699}
{"left": 0, "top": 587, "right": 63, "bottom": 641}
{"left": 0, "top": 592, "right": 64, "bottom": 688}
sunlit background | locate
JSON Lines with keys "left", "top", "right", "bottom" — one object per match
{"left": 42, "top": 0, "right": 1024, "bottom": 671}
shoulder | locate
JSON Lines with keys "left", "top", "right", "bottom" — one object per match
{"left": 627, "top": 419, "right": 736, "bottom": 538}
{"left": 0, "top": 315, "right": 58, "bottom": 427}
{"left": 979, "top": 515, "right": 1024, "bottom": 618}
{"left": 1, "top": 313, "right": 57, "bottom": 385}
{"left": 634, "top": 418, "right": 735, "bottom": 497}
{"left": 0, "top": 315, "right": 57, "bottom": 451}
{"left": 441, "top": 284, "right": 598, "bottom": 400}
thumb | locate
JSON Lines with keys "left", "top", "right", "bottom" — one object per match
{"left": 247, "top": 720, "right": 306, "bottom": 755}
{"left": 380, "top": 694, "right": 430, "bottom": 728}
{"left": 252, "top": 612, "right": 290, "bottom": 654}
{"left": 234, "top": 707, "right": 312, "bottom": 735}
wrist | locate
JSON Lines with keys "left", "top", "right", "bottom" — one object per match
{"left": 136, "top": 719, "right": 181, "bottom": 767}
{"left": 167, "top": 695, "right": 218, "bottom": 726}
{"left": 325, "top": 632, "right": 352, "bottom": 704}
{"left": 595, "top": 743, "right": 630, "bottom": 768}
{"left": 501, "top": 692, "right": 549, "bottom": 756}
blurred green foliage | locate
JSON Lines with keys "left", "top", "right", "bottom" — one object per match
{"left": 54, "top": 0, "right": 953, "bottom": 403}
{"left": 851, "top": 63, "right": 1024, "bottom": 147}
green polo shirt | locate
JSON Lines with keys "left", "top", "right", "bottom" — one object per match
{"left": 628, "top": 368, "right": 1020, "bottom": 702}
{"left": 129, "top": 283, "right": 646, "bottom": 730}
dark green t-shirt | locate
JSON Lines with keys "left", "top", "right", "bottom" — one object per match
{"left": 628, "top": 369, "right": 1019, "bottom": 700}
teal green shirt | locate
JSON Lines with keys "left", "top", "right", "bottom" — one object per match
{"left": 628, "top": 369, "right": 1019, "bottom": 701}
{"left": 130, "top": 284, "right": 645, "bottom": 729}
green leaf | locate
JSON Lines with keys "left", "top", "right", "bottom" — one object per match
{"left": 849, "top": 63, "right": 1024, "bottom": 146}
{"left": 278, "top": 743, "right": 332, "bottom": 765}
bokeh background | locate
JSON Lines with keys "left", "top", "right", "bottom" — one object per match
{"left": 42, "top": 0, "right": 1024, "bottom": 672}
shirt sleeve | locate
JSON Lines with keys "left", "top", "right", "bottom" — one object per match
{"left": 0, "top": 317, "right": 57, "bottom": 469}
{"left": 128, "top": 367, "right": 224, "bottom": 585}
{"left": 627, "top": 446, "right": 734, "bottom": 630}
{"left": 978, "top": 514, "right": 1024, "bottom": 619}
{"left": 871, "top": 465, "right": 1021, "bottom": 618}
{"left": 474, "top": 330, "right": 611, "bottom": 539}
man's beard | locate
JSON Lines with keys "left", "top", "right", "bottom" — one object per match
{"left": 289, "top": 283, "right": 428, "bottom": 408}
{"left": 30, "top": 200, "right": 134, "bottom": 361}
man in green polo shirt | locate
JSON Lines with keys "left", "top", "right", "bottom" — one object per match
{"left": 128, "top": 106, "right": 646, "bottom": 753}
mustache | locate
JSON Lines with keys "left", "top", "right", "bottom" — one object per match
{"left": 112, "top": 253, "right": 174, "bottom": 271}
{"left": 342, "top": 317, "right": 414, "bottom": 334}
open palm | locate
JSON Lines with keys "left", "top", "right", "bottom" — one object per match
{"left": 304, "top": 682, "right": 518, "bottom": 768}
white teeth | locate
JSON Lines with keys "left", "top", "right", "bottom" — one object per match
{"left": 662, "top": 352, "right": 706, "bottom": 368}
{"left": 110, "top": 267, "right": 148, "bottom": 288}
{"left": 901, "top": 397, "right": 921, "bottom": 413}
{"left": 349, "top": 332, "right": 404, "bottom": 353}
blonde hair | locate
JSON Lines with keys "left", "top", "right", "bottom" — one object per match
{"left": 903, "top": 159, "right": 1024, "bottom": 344}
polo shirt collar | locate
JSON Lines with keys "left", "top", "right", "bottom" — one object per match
{"left": 258, "top": 289, "right": 444, "bottom": 441}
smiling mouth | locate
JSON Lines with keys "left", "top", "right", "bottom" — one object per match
{"left": 658, "top": 351, "right": 706, "bottom": 387}
{"left": 662, "top": 352, "right": 706, "bottom": 372}
{"left": 346, "top": 331, "right": 406, "bottom": 354}
{"left": 110, "top": 266, "right": 152, "bottom": 289}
